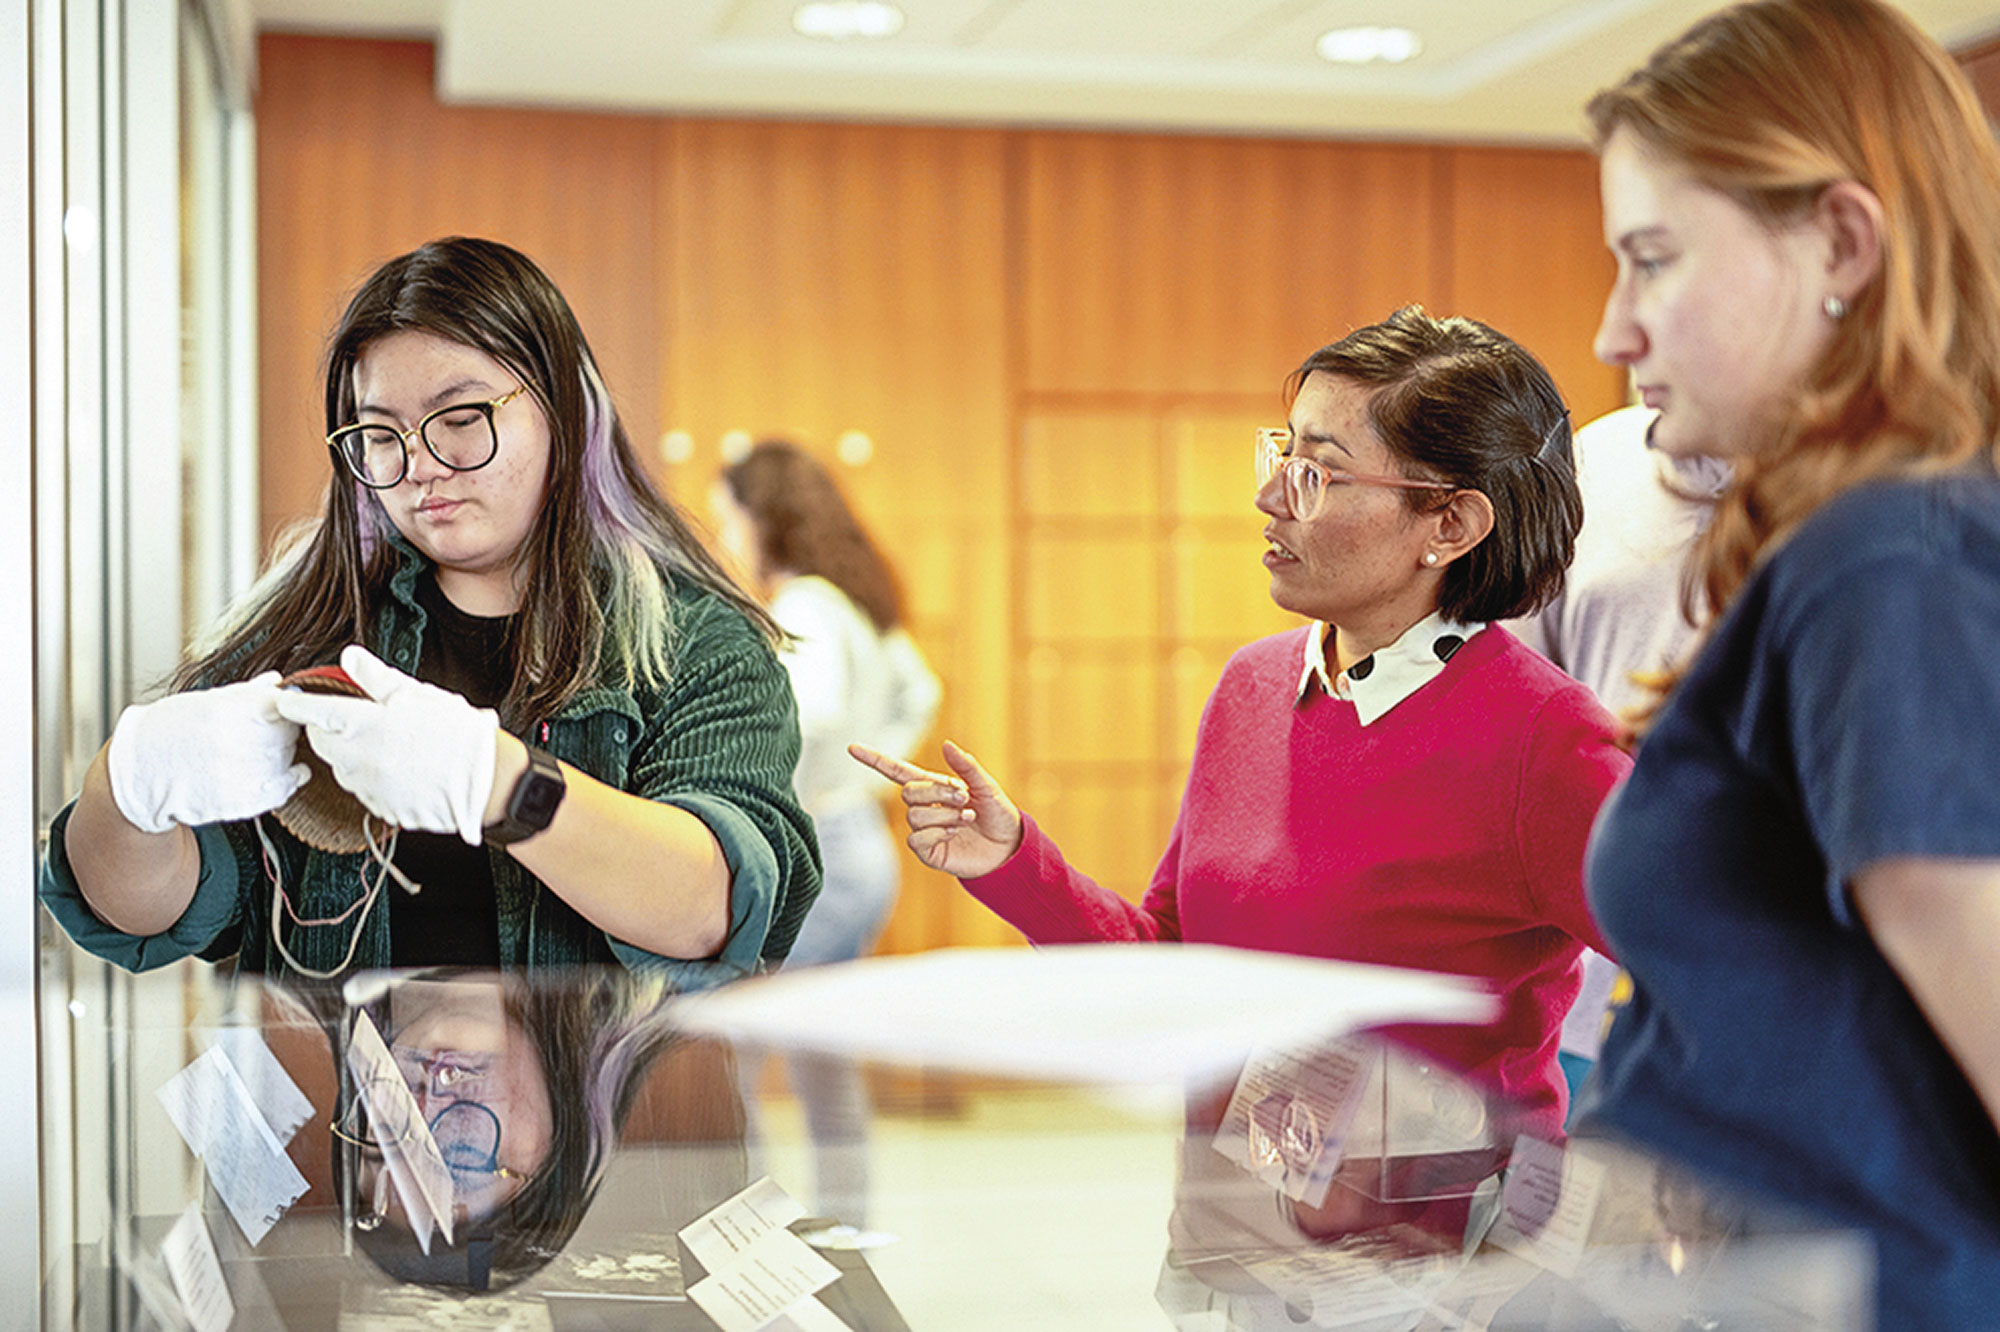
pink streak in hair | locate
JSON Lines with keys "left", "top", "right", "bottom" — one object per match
{"left": 356, "top": 483, "right": 391, "bottom": 560}
{"left": 579, "top": 354, "right": 650, "bottom": 541}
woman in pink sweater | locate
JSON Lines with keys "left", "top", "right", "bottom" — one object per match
{"left": 855, "top": 306, "right": 1629, "bottom": 1136}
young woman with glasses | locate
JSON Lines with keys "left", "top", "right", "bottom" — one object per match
{"left": 1577, "top": 1, "right": 2000, "bottom": 1322}
{"left": 856, "top": 305, "right": 1631, "bottom": 1146}
{"left": 41, "top": 236, "right": 820, "bottom": 986}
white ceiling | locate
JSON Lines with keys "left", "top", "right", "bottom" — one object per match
{"left": 247, "top": 0, "right": 2000, "bottom": 144}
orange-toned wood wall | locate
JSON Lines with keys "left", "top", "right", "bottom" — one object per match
{"left": 1958, "top": 35, "right": 2000, "bottom": 116}
{"left": 256, "top": 34, "right": 1623, "bottom": 955}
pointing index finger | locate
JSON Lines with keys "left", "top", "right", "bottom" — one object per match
{"left": 848, "top": 743, "right": 938, "bottom": 786}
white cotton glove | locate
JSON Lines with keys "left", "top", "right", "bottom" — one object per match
{"left": 106, "top": 672, "right": 311, "bottom": 833}
{"left": 271, "top": 644, "right": 500, "bottom": 846}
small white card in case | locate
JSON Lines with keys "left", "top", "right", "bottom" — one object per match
{"left": 1488, "top": 1135, "right": 1607, "bottom": 1278}
{"left": 687, "top": 1228, "right": 842, "bottom": 1332}
{"left": 345, "top": 1009, "right": 456, "bottom": 1253}
{"left": 680, "top": 1175, "right": 808, "bottom": 1273}
{"left": 209, "top": 1027, "right": 315, "bottom": 1145}
{"left": 680, "top": 1177, "right": 845, "bottom": 1332}
{"left": 160, "top": 1202, "right": 235, "bottom": 1332}
{"left": 1211, "top": 1037, "right": 1373, "bottom": 1205}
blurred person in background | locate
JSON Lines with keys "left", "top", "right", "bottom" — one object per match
{"left": 1507, "top": 402, "right": 1728, "bottom": 1111}
{"left": 713, "top": 439, "right": 941, "bottom": 1233}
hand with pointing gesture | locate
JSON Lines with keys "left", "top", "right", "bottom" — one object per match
{"left": 849, "top": 739, "right": 1023, "bottom": 879}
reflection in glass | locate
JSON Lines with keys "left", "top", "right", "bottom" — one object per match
{"left": 1160, "top": 1031, "right": 1873, "bottom": 1330}
{"left": 304, "top": 967, "right": 687, "bottom": 1292}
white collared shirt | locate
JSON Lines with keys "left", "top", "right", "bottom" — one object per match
{"left": 1297, "top": 611, "right": 1487, "bottom": 725}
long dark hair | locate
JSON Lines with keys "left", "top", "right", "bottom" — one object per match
{"left": 180, "top": 237, "right": 777, "bottom": 727}
{"left": 1289, "top": 306, "right": 1581, "bottom": 623}
{"left": 719, "top": 439, "right": 906, "bottom": 633}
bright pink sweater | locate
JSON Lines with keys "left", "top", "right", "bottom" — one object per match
{"left": 964, "top": 624, "right": 1628, "bottom": 1132}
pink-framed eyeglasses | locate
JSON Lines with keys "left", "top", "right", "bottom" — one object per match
{"left": 1256, "top": 427, "right": 1455, "bottom": 521}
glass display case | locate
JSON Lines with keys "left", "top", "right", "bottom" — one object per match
{"left": 38, "top": 944, "right": 1874, "bottom": 1332}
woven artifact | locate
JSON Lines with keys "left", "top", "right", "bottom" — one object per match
{"left": 273, "top": 665, "right": 380, "bottom": 854}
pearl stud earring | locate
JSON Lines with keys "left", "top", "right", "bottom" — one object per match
{"left": 1822, "top": 294, "right": 1848, "bottom": 320}
{"left": 1423, "top": 551, "right": 1439, "bottom": 567}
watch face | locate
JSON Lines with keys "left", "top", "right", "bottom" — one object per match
{"left": 515, "top": 773, "right": 564, "bottom": 826}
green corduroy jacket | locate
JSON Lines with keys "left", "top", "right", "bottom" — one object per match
{"left": 40, "top": 546, "right": 821, "bottom": 991}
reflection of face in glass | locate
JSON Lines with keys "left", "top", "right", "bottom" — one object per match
{"left": 346, "top": 975, "right": 555, "bottom": 1229}
{"left": 329, "top": 965, "right": 687, "bottom": 1293}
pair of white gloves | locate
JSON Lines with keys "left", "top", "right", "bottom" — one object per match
{"left": 106, "top": 645, "right": 500, "bottom": 846}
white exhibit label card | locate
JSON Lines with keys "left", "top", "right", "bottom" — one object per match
{"left": 1212, "top": 1037, "right": 1373, "bottom": 1205}
{"left": 687, "top": 1228, "right": 841, "bottom": 1332}
{"left": 155, "top": 1046, "right": 309, "bottom": 1246}
{"left": 210, "top": 1027, "right": 315, "bottom": 1146}
{"left": 345, "top": 1009, "right": 456, "bottom": 1252}
{"left": 764, "top": 1294, "right": 853, "bottom": 1332}
{"left": 161, "top": 1202, "right": 236, "bottom": 1332}
{"left": 1489, "top": 1135, "right": 1607, "bottom": 1278}
{"left": 679, "top": 1175, "right": 809, "bottom": 1275}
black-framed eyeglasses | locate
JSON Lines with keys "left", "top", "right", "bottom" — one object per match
{"left": 334, "top": 1050, "right": 530, "bottom": 1180}
{"left": 327, "top": 385, "right": 530, "bottom": 489}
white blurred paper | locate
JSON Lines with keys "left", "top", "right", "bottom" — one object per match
{"left": 155, "top": 1047, "right": 310, "bottom": 1246}
{"left": 669, "top": 945, "right": 1498, "bottom": 1084}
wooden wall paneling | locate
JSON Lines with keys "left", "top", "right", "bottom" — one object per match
{"left": 1020, "top": 132, "right": 1453, "bottom": 397}
{"left": 1016, "top": 768, "right": 1172, "bottom": 907}
{"left": 1019, "top": 411, "right": 1156, "bottom": 518}
{"left": 1955, "top": 37, "right": 2000, "bottom": 121}
{"left": 1022, "top": 533, "right": 1162, "bottom": 642}
{"left": 1021, "top": 644, "right": 1161, "bottom": 766}
{"left": 1444, "top": 147, "right": 1626, "bottom": 428}
{"left": 1163, "top": 409, "right": 1302, "bottom": 644}
{"left": 1172, "top": 528, "right": 1297, "bottom": 644}
{"left": 1166, "top": 643, "right": 1238, "bottom": 769}
{"left": 660, "top": 120, "right": 1009, "bottom": 493}
{"left": 1012, "top": 403, "right": 1170, "bottom": 922}
{"left": 657, "top": 118, "right": 1014, "bottom": 955}
{"left": 255, "top": 35, "right": 661, "bottom": 546}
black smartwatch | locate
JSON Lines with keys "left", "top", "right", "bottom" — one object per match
{"left": 483, "top": 745, "right": 566, "bottom": 847}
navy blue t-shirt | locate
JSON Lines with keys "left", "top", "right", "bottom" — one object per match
{"left": 1581, "top": 473, "right": 2000, "bottom": 1327}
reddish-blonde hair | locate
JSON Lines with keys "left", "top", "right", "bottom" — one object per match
{"left": 1589, "top": 0, "right": 2000, "bottom": 624}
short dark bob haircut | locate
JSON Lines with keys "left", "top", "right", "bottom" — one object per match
{"left": 1287, "top": 305, "right": 1582, "bottom": 623}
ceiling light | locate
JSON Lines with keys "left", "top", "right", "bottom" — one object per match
{"left": 793, "top": 1, "right": 905, "bottom": 40}
{"left": 1316, "top": 26, "right": 1422, "bottom": 65}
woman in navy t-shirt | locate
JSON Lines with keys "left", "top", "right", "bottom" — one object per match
{"left": 1580, "top": 2, "right": 2000, "bottom": 1324}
